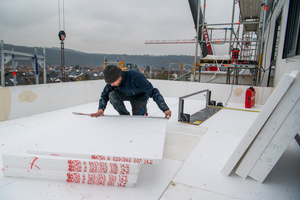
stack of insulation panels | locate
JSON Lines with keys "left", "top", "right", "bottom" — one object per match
{"left": 222, "top": 71, "right": 300, "bottom": 183}
{"left": 2, "top": 116, "right": 168, "bottom": 187}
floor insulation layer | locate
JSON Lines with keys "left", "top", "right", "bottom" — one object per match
{"left": 1, "top": 97, "right": 299, "bottom": 200}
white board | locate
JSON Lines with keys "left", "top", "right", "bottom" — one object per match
{"left": 235, "top": 72, "right": 300, "bottom": 178}
{"left": 248, "top": 98, "right": 300, "bottom": 182}
{"left": 2, "top": 153, "right": 141, "bottom": 175}
{"left": 221, "top": 71, "right": 299, "bottom": 176}
{"left": 26, "top": 116, "right": 168, "bottom": 165}
{"left": 2, "top": 167, "right": 137, "bottom": 187}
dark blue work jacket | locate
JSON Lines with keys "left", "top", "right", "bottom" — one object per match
{"left": 98, "top": 70, "right": 169, "bottom": 112}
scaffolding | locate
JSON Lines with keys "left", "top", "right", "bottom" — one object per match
{"left": 187, "top": 0, "right": 268, "bottom": 85}
{"left": 0, "top": 40, "right": 46, "bottom": 87}
{"left": 104, "top": 57, "right": 125, "bottom": 69}
{"left": 168, "top": 62, "right": 197, "bottom": 82}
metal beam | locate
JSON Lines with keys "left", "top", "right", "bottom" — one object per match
{"left": 0, "top": 41, "right": 46, "bottom": 87}
{"left": 205, "top": 21, "right": 262, "bottom": 26}
{"left": 1, "top": 40, "right": 4, "bottom": 87}
{"left": 2, "top": 50, "right": 44, "bottom": 59}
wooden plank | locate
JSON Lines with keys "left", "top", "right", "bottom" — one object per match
{"left": 26, "top": 116, "right": 168, "bottom": 165}
{"left": 235, "top": 72, "right": 300, "bottom": 178}
{"left": 248, "top": 98, "right": 300, "bottom": 182}
{"left": 221, "top": 71, "right": 298, "bottom": 176}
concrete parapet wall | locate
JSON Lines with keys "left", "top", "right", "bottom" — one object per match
{"left": 0, "top": 80, "right": 106, "bottom": 122}
{"left": 0, "top": 80, "right": 273, "bottom": 122}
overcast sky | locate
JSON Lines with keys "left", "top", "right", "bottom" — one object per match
{"left": 0, "top": 0, "right": 239, "bottom": 56}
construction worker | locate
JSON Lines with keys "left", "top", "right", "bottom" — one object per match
{"left": 91, "top": 65, "right": 172, "bottom": 119}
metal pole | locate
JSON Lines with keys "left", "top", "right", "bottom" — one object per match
{"left": 206, "top": 21, "right": 261, "bottom": 26}
{"left": 203, "top": 0, "right": 207, "bottom": 30}
{"left": 178, "top": 97, "right": 184, "bottom": 121}
{"left": 43, "top": 47, "right": 46, "bottom": 84}
{"left": 198, "top": 0, "right": 207, "bottom": 83}
{"left": 236, "top": 21, "right": 241, "bottom": 48}
{"left": 12, "top": 58, "right": 17, "bottom": 86}
{"left": 241, "top": 27, "right": 245, "bottom": 60}
{"left": 35, "top": 48, "right": 39, "bottom": 84}
{"left": 168, "top": 61, "right": 170, "bottom": 80}
{"left": 198, "top": 65, "right": 201, "bottom": 82}
{"left": 229, "top": 0, "right": 236, "bottom": 53}
{"left": 203, "top": 0, "right": 207, "bottom": 41}
{"left": 61, "top": 41, "right": 65, "bottom": 82}
{"left": 200, "top": 39, "right": 260, "bottom": 43}
{"left": 258, "top": 0, "right": 267, "bottom": 85}
{"left": 235, "top": 65, "right": 239, "bottom": 85}
{"left": 1, "top": 40, "right": 4, "bottom": 87}
{"left": 193, "top": 0, "right": 201, "bottom": 81}
{"left": 198, "top": 0, "right": 206, "bottom": 82}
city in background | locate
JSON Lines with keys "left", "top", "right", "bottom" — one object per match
{"left": 1, "top": 43, "right": 199, "bottom": 86}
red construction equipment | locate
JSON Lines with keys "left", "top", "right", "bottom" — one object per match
{"left": 245, "top": 87, "right": 255, "bottom": 108}
{"left": 231, "top": 48, "right": 240, "bottom": 64}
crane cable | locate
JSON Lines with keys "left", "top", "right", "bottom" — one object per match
{"left": 58, "top": 0, "right": 66, "bottom": 82}
{"left": 58, "top": 0, "right": 65, "bottom": 31}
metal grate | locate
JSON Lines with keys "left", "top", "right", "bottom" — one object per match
{"left": 239, "top": 0, "right": 261, "bottom": 20}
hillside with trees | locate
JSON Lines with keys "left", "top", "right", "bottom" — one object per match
{"left": 3, "top": 43, "right": 195, "bottom": 70}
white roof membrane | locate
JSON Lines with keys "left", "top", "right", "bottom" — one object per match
{"left": 1, "top": 84, "right": 299, "bottom": 199}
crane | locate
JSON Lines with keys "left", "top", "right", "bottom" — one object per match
{"left": 58, "top": 0, "right": 66, "bottom": 82}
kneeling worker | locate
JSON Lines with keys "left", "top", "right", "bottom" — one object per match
{"left": 91, "top": 65, "right": 171, "bottom": 119}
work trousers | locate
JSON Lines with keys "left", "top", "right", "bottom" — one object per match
{"left": 109, "top": 90, "right": 148, "bottom": 115}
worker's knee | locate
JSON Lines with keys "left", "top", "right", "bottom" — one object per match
{"left": 131, "top": 100, "right": 148, "bottom": 115}
{"left": 109, "top": 90, "right": 118, "bottom": 101}
{"left": 109, "top": 90, "right": 128, "bottom": 107}
{"left": 109, "top": 91, "right": 121, "bottom": 107}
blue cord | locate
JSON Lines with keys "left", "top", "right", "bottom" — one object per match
{"left": 141, "top": 107, "right": 147, "bottom": 116}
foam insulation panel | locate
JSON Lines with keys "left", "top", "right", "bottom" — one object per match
{"left": 2, "top": 115, "right": 168, "bottom": 187}
{"left": 235, "top": 71, "right": 300, "bottom": 179}
{"left": 248, "top": 99, "right": 300, "bottom": 182}
{"left": 2, "top": 167, "right": 137, "bottom": 187}
{"left": 26, "top": 115, "right": 168, "bottom": 165}
{"left": 221, "top": 71, "right": 299, "bottom": 176}
{"left": 2, "top": 153, "right": 141, "bottom": 175}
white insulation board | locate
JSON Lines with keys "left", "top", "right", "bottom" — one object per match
{"left": 25, "top": 115, "right": 168, "bottom": 165}
{"left": 248, "top": 98, "right": 300, "bottom": 182}
{"left": 235, "top": 71, "right": 300, "bottom": 179}
{"left": 221, "top": 71, "right": 298, "bottom": 176}
{"left": 2, "top": 153, "right": 141, "bottom": 175}
{"left": 0, "top": 158, "right": 183, "bottom": 199}
{"left": 2, "top": 167, "right": 137, "bottom": 187}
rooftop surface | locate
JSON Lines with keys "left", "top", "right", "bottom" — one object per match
{"left": 0, "top": 95, "right": 299, "bottom": 199}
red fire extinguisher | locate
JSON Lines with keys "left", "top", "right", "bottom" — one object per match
{"left": 245, "top": 87, "right": 255, "bottom": 108}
